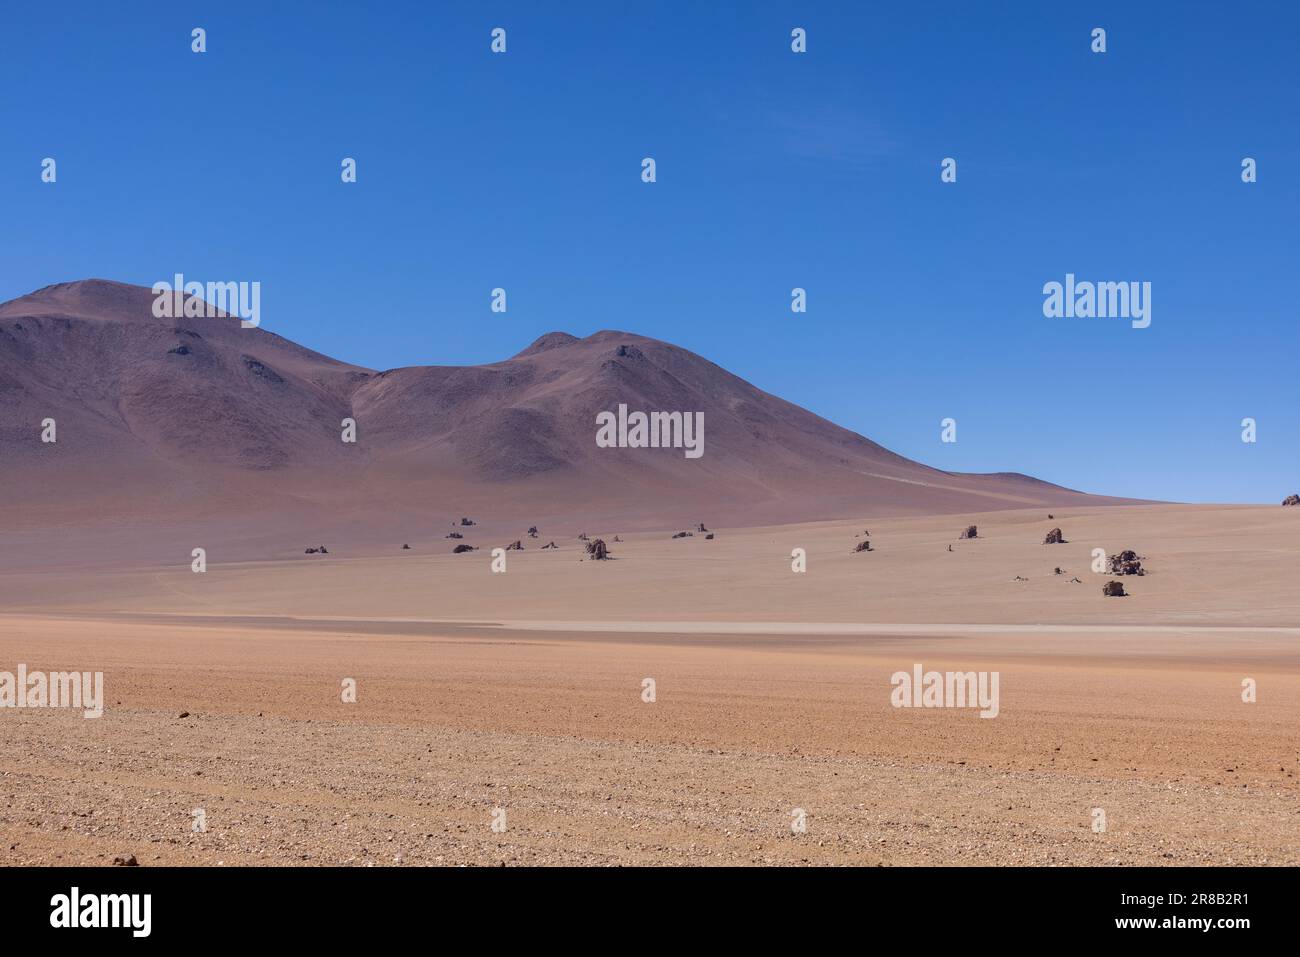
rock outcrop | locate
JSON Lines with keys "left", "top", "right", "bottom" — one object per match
{"left": 1106, "top": 549, "right": 1145, "bottom": 576}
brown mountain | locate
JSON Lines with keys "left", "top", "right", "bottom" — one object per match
{"left": 0, "top": 280, "right": 1133, "bottom": 550}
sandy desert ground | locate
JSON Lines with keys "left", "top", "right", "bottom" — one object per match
{"left": 2, "top": 503, "right": 1298, "bottom": 865}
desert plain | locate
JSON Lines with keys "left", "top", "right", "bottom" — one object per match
{"left": 3, "top": 502, "right": 1298, "bottom": 866}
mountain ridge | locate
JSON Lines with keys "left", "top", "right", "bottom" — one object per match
{"left": 0, "top": 279, "right": 1138, "bottom": 538}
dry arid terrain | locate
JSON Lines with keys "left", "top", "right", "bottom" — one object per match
{"left": 3, "top": 503, "right": 1298, "bottom": 866}
{"left": 2, "top": 281, "right": 1296, "bottom": 866}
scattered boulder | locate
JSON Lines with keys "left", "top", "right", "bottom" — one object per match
{"left": 541, "top": 541, "right": 558, "bottom": 549}
{"left": 177, "top": 711, "right": 190, "bottom": 719}
{"left": 947, "top": 544, "right": 953, "bottom": 552}
{"left": 1043, "top": 527, "right": 1066, "bottom": 545}
{"left": 1102, "top": 580, "right": 1127, "bottom": 597}
{"left": 613, "top": 535, "right": 622, "bottom": 542}
{"left": 705, "top": 533, "right": 714, "bottom": 540}
{"left": 112, "top": 854, "right": 139, "bottom": 867}
{"left": 960, "top": 525, "right": 978, "bottom": 539}
{"left": 672, "top": 531, "right": 693, "bottom": 539}
{"left": 853, "top": 540, "right": 872, "bottom": 553}
{"left": 1053, "top": 567, "right": 1063, "bottom": 575}
{"left": 578, "top": 532, "right": 589, "bottom": 541}
{"left": 446, "top": 532, "right": 463, "bottom": 539}
{"left": 401, "top": 544, "right": 411, "bottom": 550}
{"left": 1284, "top": 494, "right": 1300, "bottom": 507}
{"left": 586, "top": 538, "right": 609, "bottom": 560}
{"left": 1106, "top": 549, "right": 1145, "bottom": 576}
{"left": 452, "top": 544, "right": 475, "bottom": 554}
{"left": 504, "top": 540, "right": 523, "bottom": 551}
{"left": 317, "top": 545, "right": 328, "bottom": 554}
{"left": 1047, "top": 514, "right": 1054, "bottom": 520}
{"left": 1013, "top": 575, "right": 1027, "bottom": 581}
{"left": 527, "top": 526, "right": 539, "bottom": 538}
{"left": 304, "top": 547, "right": 319, "bottom": 554}
{"left": 460, "top": 517, "right": 475, "bottom": 526}
{"left": 696, "top": 523, "right": 708, "bottom": 533}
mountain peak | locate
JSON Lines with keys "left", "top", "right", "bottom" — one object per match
{"left": 515, "top": 331, "right": 579, "bottom": 356}
{"left": 0, "top": 278, "right": 155, "bottom": 320}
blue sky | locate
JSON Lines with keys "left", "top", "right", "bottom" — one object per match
{"left": 2, "top": 1, "right": 1296, "bottom": 502}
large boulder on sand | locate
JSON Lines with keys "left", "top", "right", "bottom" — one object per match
{"left": 1043, "top": 527, "right": 1066, "bottom": 545}
{"left": 1106, "top": 549, "right": 1145, "bottom": 576}
{"left": 853, "top": 540, "right": 872, "bottom": 553}
{"left": 960, "top": 525, "right": 978, "bottom": 539}
{"left": 1102, "top": 580, "right": 1127, "bottom": 597}
{"left": 586, "top": 538, "right": 609, "bottom": 560}
{"left": 1284, "top": 494, "right": 1300, "bottom": 507}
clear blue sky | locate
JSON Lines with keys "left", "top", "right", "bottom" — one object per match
{"left": 2, "top": 1, "right": 1295, "bottom": 502}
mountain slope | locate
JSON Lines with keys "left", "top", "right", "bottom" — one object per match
{"left": 0, "top": 280, "right": 1135, "bottom": 539}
